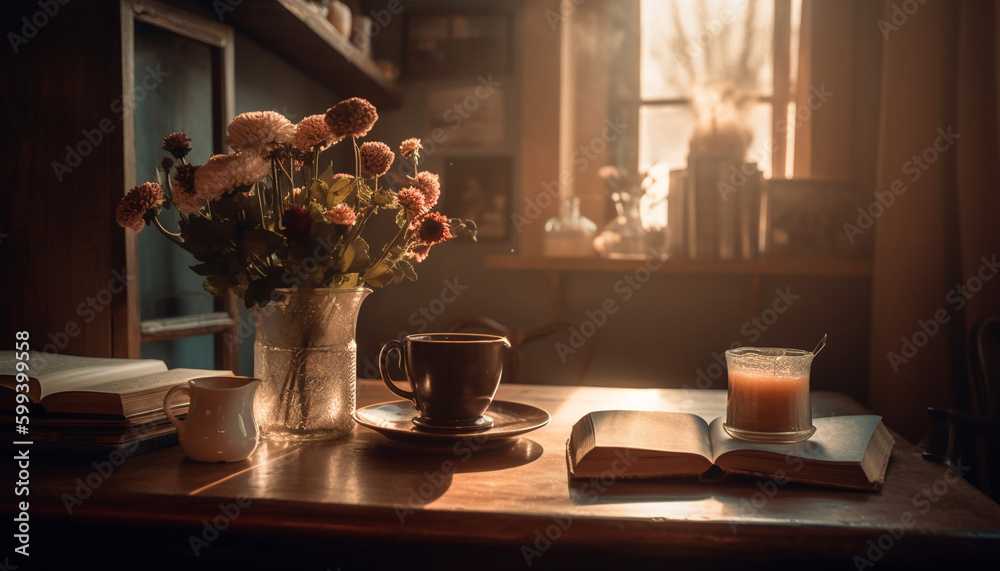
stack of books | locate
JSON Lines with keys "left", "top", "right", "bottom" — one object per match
{"left": 0, "top": 351, "right": 232, "bottom": 458}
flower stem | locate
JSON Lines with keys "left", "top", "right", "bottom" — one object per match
{"left": 152, "top": 217, "right": 185, "bottom": 246}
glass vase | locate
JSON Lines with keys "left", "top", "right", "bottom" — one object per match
{"left": 252, "top": 286, "right": 371, "bottom": 441}
{"left": 543, "top": 197, "right": 597, "bottom": 257}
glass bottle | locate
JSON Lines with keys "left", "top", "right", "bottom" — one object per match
{"left": 543, "top": 197, "right": 597, "bottom": 257}
{"left": 601, "top": 192, "right": 647, "bottom": 259}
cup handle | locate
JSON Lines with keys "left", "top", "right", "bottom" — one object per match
{"left": 379, "top": 339, "right": 415, "bottom": 403}
{"left": 163, "top": 384, "right": 189, "bottom": 439}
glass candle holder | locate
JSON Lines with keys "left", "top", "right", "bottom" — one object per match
{"left": 724, "top": 347, "right": 816, "bottom": 443}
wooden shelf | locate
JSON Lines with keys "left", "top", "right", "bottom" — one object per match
{"left": 140, "top": 312, "right": 237, "bottom": 343}
{"left": 483, "top": 254, "right": 873, "bottom": 277}
{"left": 230, "top": 0, "right": 402, "bottom": 108}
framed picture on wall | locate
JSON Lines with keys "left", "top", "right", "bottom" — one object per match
{"left": 425, "top": 85, "right": 505, "bottom": 147}
{"left": 444, "top": 156, "right": 512, "bottom": 240}
{"left": 403, "top": 11, "right": 512, "bottom": 78}
{"left": 764, "top": 179, "right": 863, "bottom": 257}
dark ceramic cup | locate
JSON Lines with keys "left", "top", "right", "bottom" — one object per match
{"left": 378, "top": 333, "right": 511, "bottom": 430}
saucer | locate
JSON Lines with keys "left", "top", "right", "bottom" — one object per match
{"left": 354, "top": 400, "right": 550, "bottom": 450}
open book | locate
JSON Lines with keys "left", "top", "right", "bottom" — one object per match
{"left": 568, "top": 411, "right": 894, "bottom": 491}
{"left": 0, "top": 351, "right": 233, "bottom": 417}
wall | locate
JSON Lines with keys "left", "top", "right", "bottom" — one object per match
{"left": 354, "top": 0, "right": 875, "bottom": 405}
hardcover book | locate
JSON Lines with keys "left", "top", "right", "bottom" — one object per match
{"left": 567, "top": 411, "right": 893, "bottom": 491}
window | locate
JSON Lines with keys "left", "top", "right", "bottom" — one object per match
{"left": 625, "top": 0, "right": 802, "bottom": 227}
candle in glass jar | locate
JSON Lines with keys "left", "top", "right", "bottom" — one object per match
{"left": 726, "top": 369, "right": 811, "bottom": 433}
{"left": 724, "top": 347, "right": 816, "bottom": 443}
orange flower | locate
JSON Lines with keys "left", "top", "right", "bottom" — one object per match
{"left": 116, "top": 182, "right": 164, "bottom": 232}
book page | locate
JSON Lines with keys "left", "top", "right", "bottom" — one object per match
{"left": 709, "top": 415, "right": 884, "bottom": 464}
{"left": 0, "top": 351, "right": 167, "bottom": 398}
{"left": 78, "top": 369, "right": 234, "bottom": 394}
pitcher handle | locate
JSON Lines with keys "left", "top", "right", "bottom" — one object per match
{"left": 379, "top": 339, "right": 415, "bottom": 403}
{"left": 163, "top": 384, "right": 189, "bottom": 439}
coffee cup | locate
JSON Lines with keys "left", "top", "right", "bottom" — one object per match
{"left": 378, "top": 333, "right": 510, "bottom": 430}
{"left": 163, "top": 376, "right": 261, "bottom": 462}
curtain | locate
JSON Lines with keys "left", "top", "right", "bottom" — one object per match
{"left": 869, "top": 0, "right": 1000, "bottom": 442}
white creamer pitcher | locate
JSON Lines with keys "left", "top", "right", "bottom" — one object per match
{"left": 164, "top": 376, "right": 261, "bottom": 462}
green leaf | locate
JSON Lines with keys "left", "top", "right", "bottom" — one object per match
{"left": 338, "top": 244, "right": 355, "bottom": 273}
{"left": 449, "top": 218, "right": 479, "bottom": 241}
{"left": 238, "top": 229, "right": 285, "bottom": 262}
{"left": 398, "top": 259, "right": 418, "bottom": 282}
{"left": 326, "top": 176, "right": 355, "bottom": 207}
{"left": 310, "top": 179, "right": 330, "bottom": 204}
{"left": 317, "top": 161, "right": 337, "bottom": 185}
{"left": 395, "top": 208, "right": 407, "bottom": 229}
{"left": 346, "top": 238, "right": 371, "bottom": 273}
{"left": 190, "top": 261, "right": 228, "bottom": 276}
{"left": 203, "top": 276, "right": 234, "bottom": 297}
{"left": 244, "top": 270, "right": 288, "bottom": 308}
{"left": 355, "top": 179, "right": 373, "bottom": 203}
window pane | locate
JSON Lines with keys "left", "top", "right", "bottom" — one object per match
{"left": 640, "top": 101, "right": 773, "bottom": 177}
{"left": 639, "top": 104, "right": 696, "bottom": 173}
{"left": 641, "top": 0, "right": 774, "bottom": 100}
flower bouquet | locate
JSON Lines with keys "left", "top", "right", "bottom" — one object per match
{"left": 116, "top": 97, "right": 476, "bottom": 308}
{"left": 116, "top": 97, "right": 477, "bottom": 440}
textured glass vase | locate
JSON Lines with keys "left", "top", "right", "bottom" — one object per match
{"left": 253, "top": 287, "right": 371, "bottom": 441}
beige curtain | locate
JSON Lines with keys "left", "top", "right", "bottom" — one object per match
{"left": 869, "top": 0, "right": 1000, "bottom": 442}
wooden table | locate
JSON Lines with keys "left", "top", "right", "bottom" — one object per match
{"left": 11, "top": 381, "right": 1000, "bottom": 570}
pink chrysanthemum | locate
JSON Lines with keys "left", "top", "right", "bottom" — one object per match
{"left": 399, "top": 138, "right": 422, "bottom": 159}
{"left": 294, "top": 114, "right": 339, "bottom": 154}
{"left": 162, "top": 132, "right": 192, "bottom": 158}
{"left": 324, "top": 97, "right": 378, "bottom": 139}
{"left": 194, "top": 153, "right": 269, "bottom": 201}
{"left": 116, "top": 182, "right": 164, "bottom": 233}
{"left": 397, "top": 186, "right": 425, "bottom": 218}
{"left": 325, "top": 203, "right": 357, "bottom": 226}
{"left": 414, "top": 171, "right": 441, "bottom": 209}
{"left": 359, "top": 141, "right": 394, "bottom": 178}
{"left": 282, "top": 206, "right": 313, "bottom": 242}
{"left": 416, "top": 211, "right": 453, "bottom": 245}
{"left": 225, "top": 111, "right": 295, "bottom": 156}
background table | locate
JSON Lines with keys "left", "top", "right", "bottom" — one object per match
{"left": 10, "top": 380, "right": 1000, "bottom": 569}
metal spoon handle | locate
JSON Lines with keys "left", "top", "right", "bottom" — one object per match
{"left": 812, "top": 334, "right": 828, "bottom": 356}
